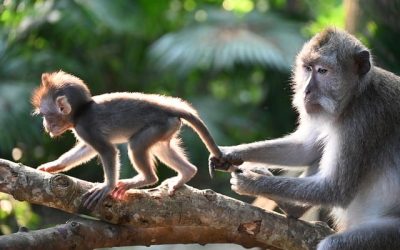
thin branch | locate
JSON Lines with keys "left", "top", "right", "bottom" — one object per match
{"left": 0, "top": 216, "right": 283, "bottom": 250}
{"left": 0, "top": 159, "right": 333, "bottom": 250}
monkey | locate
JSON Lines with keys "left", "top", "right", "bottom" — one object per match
{"left": 32, "top": 71, "right": 226, "bottom": 210}
{"left": 210, "top": 28, "right": 400, "bottom": 249}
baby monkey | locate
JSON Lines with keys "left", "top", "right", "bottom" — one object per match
{"left": 32, "top": 71, "right": 226, "bottom": 209}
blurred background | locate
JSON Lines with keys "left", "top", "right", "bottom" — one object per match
{"left": 0, "top": 0, "right": 400, "bottom": 246}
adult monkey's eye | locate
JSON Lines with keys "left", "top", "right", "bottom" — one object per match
{"left": 318, "top": 68, "right": 328, "bottom": 74}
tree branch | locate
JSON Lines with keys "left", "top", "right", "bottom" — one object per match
{"left": 0, "top": 159, "right": 333, "bottom": 250}
{"left": 0, "top": 216, "right": 281, "bottom": 250}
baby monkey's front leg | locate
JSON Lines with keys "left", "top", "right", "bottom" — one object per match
{"left": 38, "top": 143, "right": 97, "bottom": 173}
{"left": 81, "top": 145, "right": 120, "bottom": 210}
{"left": 37, "top": 160, "right": 66, "bottom": 173}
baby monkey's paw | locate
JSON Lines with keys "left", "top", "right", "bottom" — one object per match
{"left": 161, "top": 176, "right": 191, "bottom": 196}
{"left": 111, "top": 180, "right": 135, "bottom": 200}
{"left": 82, "top": 183, "right": 114, "bottom": 210}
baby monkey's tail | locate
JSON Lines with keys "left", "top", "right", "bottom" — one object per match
{"left": 178, "top": 112, "right": 223, "bottom": 178}
{"left": 178, "top": 112, "right": 222, "bottom": 159}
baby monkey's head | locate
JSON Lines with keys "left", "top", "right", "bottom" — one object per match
{"left": 32, "top": 71, "right": 92, "bottom": 137}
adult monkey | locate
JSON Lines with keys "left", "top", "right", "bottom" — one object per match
{"left": 210, "top": 28, "right": 400, "bottom": 249}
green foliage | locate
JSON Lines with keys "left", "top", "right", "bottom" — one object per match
{"left": 0, "top": 2, "right": 301, "bottom": 174}
{"left": 0, "top": 193, "right": 40, "bottom": 235}
{"left": 0, "top": 84, "right": 41, "bottom": 152}
{"left": 303, "top": 0, "right": 345, "bottom": 35}
{"left": 359, "top": 0, "right": 400, "bottom": 74}
{"left": 0, "top": 0, "right": 306, "bottom": 207}
{"left": 149, "top": 9, "right": 304, "bottom": 74}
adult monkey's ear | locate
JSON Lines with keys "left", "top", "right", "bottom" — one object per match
{"left": 55, "top": 95, "right": 72, "bottom": 115}
{"left": 355, "top": 50, "right": 371, "bottom": 76}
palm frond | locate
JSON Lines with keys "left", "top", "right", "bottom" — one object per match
{"left": 149, "top": 9, "right": 305, "bottom": 74}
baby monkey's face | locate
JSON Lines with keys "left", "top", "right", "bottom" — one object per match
{"left": 41, "top": 113, "right": 70, "bottom": 137}
{"left": 38, "top": 96, "right": 73, "bottom": 137}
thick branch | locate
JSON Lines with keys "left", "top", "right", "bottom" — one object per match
{"left": 0, "top": 159, "right": 333, "bottom": 250}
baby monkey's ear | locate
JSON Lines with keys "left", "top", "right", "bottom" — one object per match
{"left": 41, "top": 73, "right": 51, "bottom": 87}
{"left": 55, "top": 95, "right": 72, "bottom": 115}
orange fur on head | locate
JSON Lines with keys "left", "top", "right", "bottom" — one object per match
{"left": 31, "top": 71, "right": 91, "bottom": 112}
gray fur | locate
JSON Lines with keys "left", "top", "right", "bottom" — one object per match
{"left": 211, "top": 28, "right": 400, "bottom": 249}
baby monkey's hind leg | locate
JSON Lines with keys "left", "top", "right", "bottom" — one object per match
{"left": 112, "top": 118, "right": 181, "bottom": 199}
{"left": 154, "top": 136, "right": 197, "bottom": 195}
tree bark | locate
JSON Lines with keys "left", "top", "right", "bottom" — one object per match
{"left": 344, "top": 0, "right": 363, "bottom": 34}
{"left": 0, "top": 159, "right": 333, "bottom": 250}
